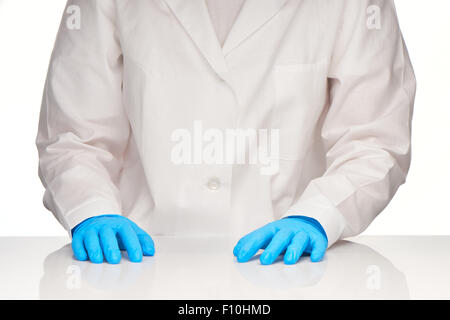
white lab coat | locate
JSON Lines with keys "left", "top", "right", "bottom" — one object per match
{"left": 36, "top": 0, "right": 416, "bottom": 247}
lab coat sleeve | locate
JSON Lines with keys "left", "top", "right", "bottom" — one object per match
{"left": 282, "top": 0, "right": 416, "bottom": 247}
{"left": 36, "top": 0, "right": 128, "bottom": 233}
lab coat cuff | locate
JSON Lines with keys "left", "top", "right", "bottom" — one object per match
{"left": 64, "top": 200, "right": 122, "bottom": 238}
{"left": 282, "top": 196, "right": 346, "bottom": 248}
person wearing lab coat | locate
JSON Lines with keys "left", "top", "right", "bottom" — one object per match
{"left": 36, "top": 0, "right": 416, "bottom": 264}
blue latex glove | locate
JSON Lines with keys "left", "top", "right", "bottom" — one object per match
{"left": 71, "top": 214, "right": 155, "bottom": 264}
{"left": 233, "top": 216, "right": 328, "bottom": 265}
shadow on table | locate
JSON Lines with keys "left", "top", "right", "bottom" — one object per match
{"left": 234, "top": 240, "right": 410, "bottom": 299}
{"left": 39, "top": 244, "right": 155, "bottom": 299}
{"left": 39, "top": 239, "right": 409, "bottom": 299}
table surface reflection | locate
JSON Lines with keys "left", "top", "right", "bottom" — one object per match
{"left": 0, "top": 236, "right": 449, "bottom": 300}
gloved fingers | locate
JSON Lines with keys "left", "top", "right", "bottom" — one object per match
{"left": 233, "top": 224, "right": 275, "bottom": 257}
{"left": 234, "top": 227, "right": 274, "bottom": 263}
{"left": 72, "top": 233, "right": 88, "bottom": 261}
{"left": 233, "top": 232, "right": 255, "bottom": 257}
{"left": 117, "top": 223, "right": 143, "bottom": 263}
{"left": 137, "top": 233, "right": 155, "bottom": 256}
{"left": 130, "top": 221, "right": 146, "bottom": 234}
{"left": 284, "top": 231, "right": 309, "bottom": 265}
{"left": 233, "top": 237, "right": 245, "bottom": 257}
{"left": 131, "top": 225, "right": 155, "bottom": 256}
{"left": 117, "top": 234, "right": 125, "bottom": 251}
{"left": 83, "top": 229, "right": 104, "bottom": 264}
{"left": 99, "top": 226, "right": 121, "bottom": 264}
{"left": 309, "top": 235, "right": 327, "bottom": 262}
{"left": 260, "top": 229, "right": 295, "bottom": 265}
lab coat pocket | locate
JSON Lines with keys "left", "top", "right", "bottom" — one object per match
{"left": 272, "top": 62, "right": 328, "bottom": 161}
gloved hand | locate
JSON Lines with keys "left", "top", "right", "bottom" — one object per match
{"left": 71, "top": 214, "right": 155, "bottom": 264}
{"left": 233, "top": 216, "right": 328, "bottom": 265}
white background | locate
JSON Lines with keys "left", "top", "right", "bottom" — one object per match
{"left": 0, "top": 0, "right": 449, "bottom": 236}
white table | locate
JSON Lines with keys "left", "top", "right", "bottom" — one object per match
{"left": 0, "top": 236, "right": 449, "bottom": 299}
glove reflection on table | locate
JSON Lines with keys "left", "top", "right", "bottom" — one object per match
{"left": 233, "top": 216, "right": 328, "bottom": 265}
{"left": 71, "top": 215, "right": 155, "bottom": 264}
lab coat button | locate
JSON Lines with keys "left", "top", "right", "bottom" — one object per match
{"left": 207, "top": 178, "right": 221, "bottom": 191}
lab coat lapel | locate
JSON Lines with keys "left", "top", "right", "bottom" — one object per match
{"left": 222, "top": 0, "right": 290, "bottom": 56}
{"left": 163, "top": 0, "right": 229, "bottom": 76}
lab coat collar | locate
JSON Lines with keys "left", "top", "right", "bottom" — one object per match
{"left": 164, "top": 0, "right": 229, "bottom": 77}
{"left": 222, "top": 0, "right": 290, "bottom": 56}
{"left": 163, "top": 0, "right": 289, "bottom": 78}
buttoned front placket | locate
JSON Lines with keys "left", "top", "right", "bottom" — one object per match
{"left": 162, "top": 0, "right": 290, "bottom": 230}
